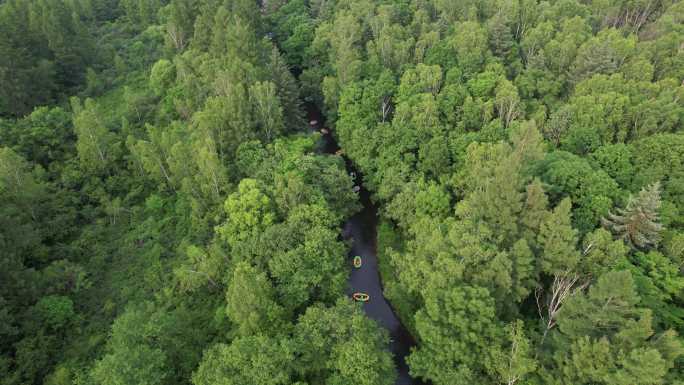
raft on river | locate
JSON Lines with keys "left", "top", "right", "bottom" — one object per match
{"left": 352, "top": 292, "right": 370, "bottom": 302}
{"left": 353, "top": 256, "right": 362, "bottom": 268}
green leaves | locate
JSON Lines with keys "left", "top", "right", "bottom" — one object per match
{"left": 149, "top": 59, "right": 175, "bottom": 96}
{"left": 538, "top": 198, "right": 579, "bottom": 274}
{"left": 538, "top": 151, "right": 620, "bottom": 232}
{"left": 0, "top": 106, "right": 74, "bottom": 168}
{"left": 267, "top": 204, "right": 347, "bottom": 309}
{"left": 3, "top": 1, "right": 684, "bottom": 385}
{"left": 91, "top": 344, "right": 168, "bottom": 385}
{"left": 192, "top": 336, "right": 294, "bottom": 385}
{"left": 225, "top": 262, "right": 286, "bottom": 336}
{"left": 0, "top": 0, "right": 95, "bottom": 117}
{"left": 194, "top": 299, "right": 395, "bottom": 385}
{"left": 545, "top": 270, "right": 683, "bottom": 385}
{"left": 448, "top": 21, "right": 489, "bottom": 78}
{"left": 490, "top": 320, "right": 537, "bottom": 385}
{"left": 558, "top": 271, "right": 643, "bottom": 339}
{"left": 571, "top": 29, "right": 636, "bottom": 83}
{"left": 293, "top": 299, "right": 396, "bottom": 385}
{"left": 33, "top": 296, "right": 75, "bottom": 331}
{"left": 71, "top": 97, "right": 118, "bottom": 173}
{"left": 408, "top": 285, "right": 502, "bottom": 384}
{"left": 218, "top": 179, "right": 276, "bottom": 250}
{"left": 249, "top": 81, "right": 285, "bottom": 142}
{"left": 90, "top": 307, "right": 170, "bottom": 385}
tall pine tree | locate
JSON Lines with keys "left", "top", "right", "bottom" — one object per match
{"left": 602, "top": 182, "right": 663, "bottom": 249}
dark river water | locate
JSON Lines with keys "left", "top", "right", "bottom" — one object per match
{"left": 308, "top": 105, "right": 424, "bottom": 385}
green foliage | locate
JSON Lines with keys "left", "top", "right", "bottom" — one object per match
{"left": 2, "top": 1, "right": 684, "bottom": 384}
{"left": 120, "top": 0, "right": 162, "bottom": 28}
{"left": 0, "top": 107, "right": 74, "bottom": 168}
{"left": 89, "top": 306, "right": 170, "bottom": 385}
{"left": 266, "top": 204, "right": 348, "bottom": 309}
{"left": 544, "top": 271, "right": 683, "bottom": 385}
{"left": 192, "top": 336, "right": 294, "bottom": 385}
{"left": 298, "top": 1, "right": 684, "bottom": 384}
{"left": 71, "top": 97, "right": 119, "bottom": 173}
{"left": 603, "top": 182, "right": 664, "bottom": 249}
{"left": 33, "top": 296, "right": 75, "bottom": 331}
{"left": 0, "top": 146, "right": 50, "bottom": 266}
{"left": 625, "top": 249, "right": 684, "bottom": 330}
{"left": 590, "top": 144, "right": 633, "bottom": 187}
{"left": 149, "top": 59, "right": 176, "bottom": 96}
{"left": 538, "top": 198, "right": 579, "bottom": 274}
{"left": 293, "top": 299, "right": 396, "bottom": 385}
{"left": 408, "top": 285, "right": 502, "bottom": 384}
{"left": 218, "top": 178, "right": 276, "bottom": 249}
{"left": 268, "top": 0, "right": 315, "bottom": 68}
{"left": 91, "top": 345, "right": 167, "bottom": 385}
{"left": 490, "top": 320, "right": 537, "bottom": 385}
{"left": 0, "top": 0, "right": 97, "bottom": 117}
{"left": 538, "top": 151, "right": 620, "bottom": 232}
{"left": 631, "top": 133, "right": 684, "bottom": 227}
{"left": 225, "top": 262, "right": 286, "bottom": 336}
{"left": 448, "top": 21, "right": 489, "bottom": 78}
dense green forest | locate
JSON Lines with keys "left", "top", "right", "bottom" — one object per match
{"left": 1, "top": 0, "right": 684, "bottom": 384}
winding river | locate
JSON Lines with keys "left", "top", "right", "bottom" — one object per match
{"left": 308, "top": 105, "right": 425, "bottom": 385}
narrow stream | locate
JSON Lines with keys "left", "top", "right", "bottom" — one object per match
{"left": 307, "top": 105, "right": 424, "bottom": 385}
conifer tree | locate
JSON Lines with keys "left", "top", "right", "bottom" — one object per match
{"left": 538, "top": 198, "right": 580, "bottom": 274}
{"left": 602, "top": 182, "right": 663, "bottom": 249}
{"left": 266, "top": 47, "right": 304, "bottom": 132}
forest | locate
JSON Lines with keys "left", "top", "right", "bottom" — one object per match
{"left": 1, "top": 0, "right": 683, "bottom": 384}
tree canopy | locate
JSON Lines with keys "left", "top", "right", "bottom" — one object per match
{"left": 1, "top": 0, "right": 683, "bottom": 384}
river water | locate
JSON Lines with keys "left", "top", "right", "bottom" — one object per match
{"left": 308, "top": 105, "right": 424, "bottom": 385}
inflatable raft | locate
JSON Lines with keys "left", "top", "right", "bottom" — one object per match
{"left": 353, "top": 256, "right": 362, "bottom": 268}
{"left": 352, "top": 292, "right": 370, "bottom": 302}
